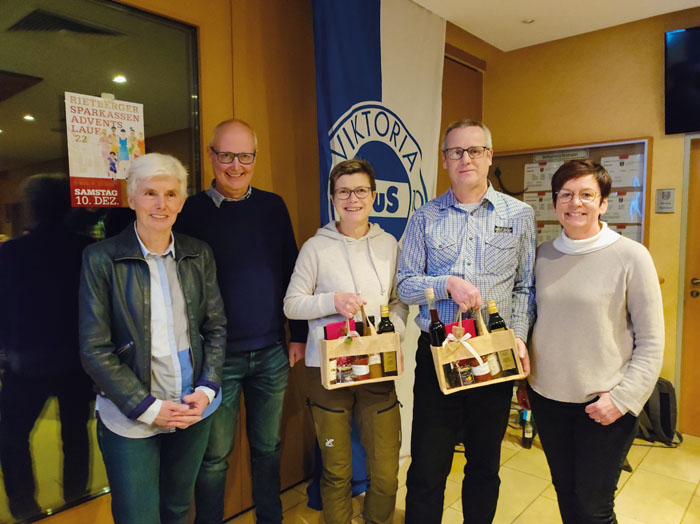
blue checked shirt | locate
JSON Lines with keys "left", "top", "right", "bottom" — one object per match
{"left": 397, "top": 184, "right": 536, "bottom": 340}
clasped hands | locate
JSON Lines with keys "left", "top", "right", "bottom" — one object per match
{"left": 154, "top": 389, "right": 210, "bottom": 429}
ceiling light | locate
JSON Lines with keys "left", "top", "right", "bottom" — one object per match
{"left": 521, "top": 19, "right": 535, "bottom": 24}
{"left": 23, "top": 114, "right": 35, "bottom": 121}
{"left": 0, "top": 129, "right": 3, "bottom": 134}
{"left": 113, "top": 75, "right": 127, "bottom": 84}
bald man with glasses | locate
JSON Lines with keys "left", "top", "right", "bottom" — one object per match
{"left": 175, "top": 119, "right": 307, "bottom": 524}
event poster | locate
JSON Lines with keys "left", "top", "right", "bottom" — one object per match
{"left": 64, "top": 91, "right": 145, "bottom": 207}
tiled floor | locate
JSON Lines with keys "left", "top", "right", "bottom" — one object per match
{"left": 228, "top": 424, "right": 700, "bottom": 524}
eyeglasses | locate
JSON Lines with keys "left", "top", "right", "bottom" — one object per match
{"left": 334, "top": 187, "right": 372, "bottom": 200}
{"left": 556, "top": 190, "right": 599, "bottom": 203}
{"left": 443, "top": 146, "right": 491, "bottom": 160}
{"left": 210, "top": 147, "right": 256, "bottom": 165}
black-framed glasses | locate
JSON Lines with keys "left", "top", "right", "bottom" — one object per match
{"left": 556, "top": 190, "right": 599, "bottom": 203}
{"left": 443, "top": 146, "right": 491, "bottom": 160}
{"left": 334, "top": 186, "right": 372, "bottom": 200}
{"left": 210, "top": 147, "right": 256, "bottom": 165}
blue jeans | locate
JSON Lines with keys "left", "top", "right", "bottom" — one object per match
{"left": 97, "top": 416, "right": 212, "bottom": 524}
{"left": 194, "top": 343, "right": 290, "bottom": 524}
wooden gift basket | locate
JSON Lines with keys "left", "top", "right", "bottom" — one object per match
{"left": 320, "top": 306, "right": 403, "bottom": 390}
{"left": 430, "top": 309, "right": 525, "bottom": 395}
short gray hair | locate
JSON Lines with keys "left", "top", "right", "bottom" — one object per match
{"left": 441, "top": 119, "right": 493, "bottom": 151}
{"left": 126, "top": 153, "right": 188, "bottom": 200}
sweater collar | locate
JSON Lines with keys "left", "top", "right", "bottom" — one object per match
{"left": 205, "top": 182, "right": 252, "bottom": 207}
{"left": 552, "top": 221, "right": 621, "bottom": 255}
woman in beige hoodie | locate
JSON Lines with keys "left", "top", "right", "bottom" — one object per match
{"left": 284, "top": 158, "right": 407, "bottom": 524}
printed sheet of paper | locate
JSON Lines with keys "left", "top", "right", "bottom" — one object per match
{"left": 610, "top": 224, "right": 642, "bottom": 243}
{"left": 536, "top": 223, "right": 561, "bottom": 246}
{"left": 524, "top": 192, "right": 557, "bottom": 222}
{"left": 600, "top": 154, "right": 644, "bottom": 188}
{"left": 524, "top": 161, "right": 563, "bottom": 191}
{"left": 65, "top": 91, "right": 145, "bottom": 207}
{"left": 604, "top": 191, "right": 644, "bottom": 223}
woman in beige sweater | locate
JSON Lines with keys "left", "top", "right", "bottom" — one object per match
{"left": 525, "top": 160, "right": 664, "bottom": 524}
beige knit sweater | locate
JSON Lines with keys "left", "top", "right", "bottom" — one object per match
{"left": 529, "top": 236, "right": 664, "bottom": 416}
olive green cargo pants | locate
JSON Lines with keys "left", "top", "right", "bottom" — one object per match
{"left": 305, "top": 366, "right": 401, "bottom": 524}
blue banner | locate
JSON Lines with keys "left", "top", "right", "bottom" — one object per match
{"left": 313, "top": 0, "right": 445, "bottom": 240}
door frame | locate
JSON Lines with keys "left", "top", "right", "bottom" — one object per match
{"left": 675, "top": 133, "right": 700, "bottom": 398}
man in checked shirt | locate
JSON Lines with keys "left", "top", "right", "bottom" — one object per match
{"left": 398, "top": 119, "right": 536, "bottom": 524}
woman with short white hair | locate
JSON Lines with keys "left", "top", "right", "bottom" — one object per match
{"left": 79, "top": 153, "right": 226, "bottom": 524}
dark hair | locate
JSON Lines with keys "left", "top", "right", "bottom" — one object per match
{"left": 551, "top": 160, "right": 612, "bottom": 205}
{"left": 329, "top": 158, "right": 377, "bottom": 194}
{"left": 23, "top": 173, "right": 71, "bottom": 226}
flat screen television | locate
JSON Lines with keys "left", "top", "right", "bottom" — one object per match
{"left": 665, "top": 26, "right": 700, "bottom": 134}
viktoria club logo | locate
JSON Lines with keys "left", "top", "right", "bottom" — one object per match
{"left": 327, "top": 102, "right": 428, "bottom": 240}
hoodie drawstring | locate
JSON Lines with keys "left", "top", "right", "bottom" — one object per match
{"left": 366, "top": 238, "right": 386, "bottom": 295}
{"left": 341, "top": 234, "right": 385, "bottom": 297}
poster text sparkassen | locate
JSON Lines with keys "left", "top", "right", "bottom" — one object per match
{"left": 68, "top": 94, "right": 140, "bottom": 135}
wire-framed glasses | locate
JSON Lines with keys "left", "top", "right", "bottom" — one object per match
{"left": 556, "top": 190, "right": 599, "bottom": 203}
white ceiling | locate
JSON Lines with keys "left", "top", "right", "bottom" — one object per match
{"left": 413, "top": 0, "right": 700, "bottom": 51}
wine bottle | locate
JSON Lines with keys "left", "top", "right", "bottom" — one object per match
{"left": 522, "top": 409, "right": 534, "bottom": 449}
{"left": 328, "top": 358, "right": 338, "bottom": 385}
{"left": 377, "top": 304, "right": 395, "bottom": 334}
{"left": 486, "top": 352, "right": 503, "bottom": 378}
{"left": 368, "top": 309, "right": 384, "bottom": 378}
{"left": 486, "top": 300, "right": 507, "bottom": 332}
{"left": 376, "top": 304, "right": 398, "bottom": 376}
{"left": 497, "top": 349, "right": 519, "bottom": 377}
{"left": 425, "top": 287, "right": 446, "bottom": 346}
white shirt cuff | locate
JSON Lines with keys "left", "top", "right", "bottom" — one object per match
{"left": 137, "top": 399, "right": 162, "bottom": 425}
{"left": 196, "top": 386, "right": 215, "bottom": 404}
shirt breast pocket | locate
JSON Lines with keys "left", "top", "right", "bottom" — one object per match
{"left": 483, "top": 235, "right": 520, "bottom": 275}
{"left": 426, "top": 236, "right": 459, "bottom": 275}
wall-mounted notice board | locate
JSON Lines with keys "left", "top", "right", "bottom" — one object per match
{"left": 491, "top": 138, "right": 652, "bottom": 247}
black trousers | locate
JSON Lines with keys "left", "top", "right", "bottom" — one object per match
{"left": 529, "top": 386, "right": 638, "bottom": 524}
{"left": 0, "top": 368, "right": 92, "bottom": 519}
{"left": 405, "top": 333, "right": 513, "bottom": 524}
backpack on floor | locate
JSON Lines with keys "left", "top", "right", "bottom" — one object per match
{"left": 637, "top": 377, "right": 682, "bottom": 447}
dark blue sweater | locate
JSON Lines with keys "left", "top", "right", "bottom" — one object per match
{"left": 175, "top": 188, "right": 307, "bottom": 353}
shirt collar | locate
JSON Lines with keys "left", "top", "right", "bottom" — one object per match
{"left": 133, "top": 222, "right": 175, "bottom": 258}
{"left": 205, "top": 181, "right": 252, "bottom": 207}
{"left": 438, "top": 183, "right": 500, "bottom": 213}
